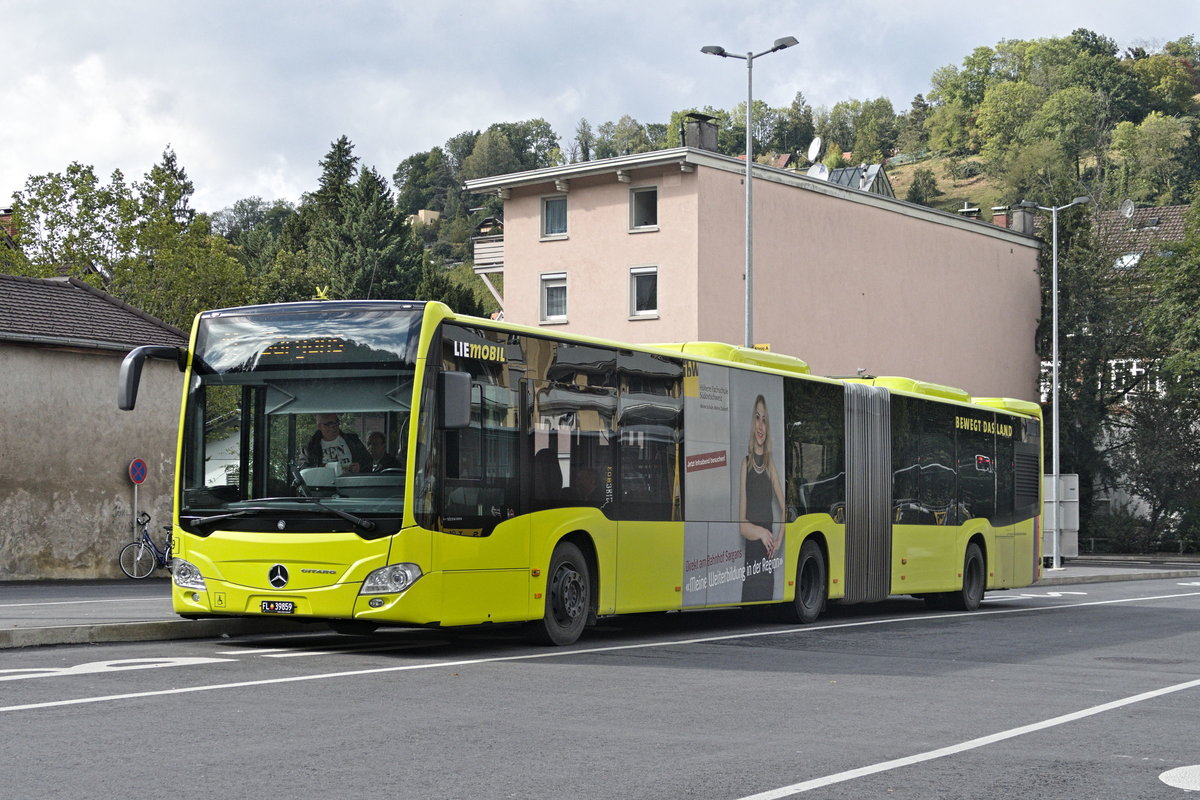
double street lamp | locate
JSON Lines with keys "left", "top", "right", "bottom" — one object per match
{"left": 1016, "top": 195, "right": 1092, "bottom": 570}
{"left": 702, "top": 36, "right": 798, "bottom": 348}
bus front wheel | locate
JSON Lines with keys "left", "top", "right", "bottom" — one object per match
{"left": 528, "top": 541, "right": 590, "bottom": 646}
{"left": 779, "top": 538, "right": 827, "bottom": 624}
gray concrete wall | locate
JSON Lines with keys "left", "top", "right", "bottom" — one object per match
{"left": 0, "top": 343, "right": 183, "bottom": 579}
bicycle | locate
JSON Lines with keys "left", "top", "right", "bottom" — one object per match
{"left": 118, "top": 511, "right": 173, "bottom": 579}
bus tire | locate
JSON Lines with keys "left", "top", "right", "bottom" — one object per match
{"left": 528, "top": 541, "right": 590, "bottom": 646}
{"left": 779, "top": 538, "right": 826, "bottom": 624}
{"left": 949, "top": 542, "right": 985, "bottom": 611}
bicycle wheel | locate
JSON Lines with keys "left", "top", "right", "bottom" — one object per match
{"left": 119, "top": 541, "right": 157, "bottom": 579}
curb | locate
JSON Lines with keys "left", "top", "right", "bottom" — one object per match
{"left": 0, "top": 617, "right": 316, "bottom": 650}
{"left": 1036, "top": 569, "right": 1200, "bottom": 587}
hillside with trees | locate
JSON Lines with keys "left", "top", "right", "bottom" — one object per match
{"left": 3, "top": 28, "right": 1200, "bottom": 551}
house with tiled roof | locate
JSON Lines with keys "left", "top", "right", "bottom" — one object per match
{"left": 0, "top": 274, "right": 187, "bottom": 579}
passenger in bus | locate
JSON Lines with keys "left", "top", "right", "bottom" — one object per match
{"left": 739, "top": 394, "right": 786, "bottom": 602}
{"left": 532, "top": 449, "right": 563, "bottom": 509}
{"left": 304, "top": 414, "right": 371, "bottom": 473}
{"left": 568, "top": 466, "right": 606, "bottom": 507}
{"left": 366, "top": 431, "right": 400, "bottom": 471}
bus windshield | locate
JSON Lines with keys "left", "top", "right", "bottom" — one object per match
{"left": 179, "top": 304, "right": 424, "bottom": 535}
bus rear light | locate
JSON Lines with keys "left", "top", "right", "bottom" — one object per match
{"left": 361, "top": 563, "right": 423, "bottom": 595}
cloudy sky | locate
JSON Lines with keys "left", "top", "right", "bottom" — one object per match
{"left": 2, "top": 0, "right": 1197, "bottom": 213}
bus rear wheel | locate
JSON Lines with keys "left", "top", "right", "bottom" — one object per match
{"left": 779, "top": 538, "right": 826, "bottom": 624}
{"left": 528, "top": 541, "right": 590, "bottom": 646}
{"left": 948, "top": 542, "right": 985, "bottom": 611}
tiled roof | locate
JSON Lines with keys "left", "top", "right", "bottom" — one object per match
{"left": 1096, "top": 205, "right": 1188, "bottom": 255}
{"left": 0, "top": 274, "right": 187, "bottom": 351}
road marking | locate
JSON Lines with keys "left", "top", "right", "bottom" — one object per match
{"left": 0, "top": 598, "right": 161, "bottom": 609}
{"left": 2, "top": 590, "right": 1199, "bottom": 714}
{"left": 0, "top": 657, "right": 232, "bottom": 682}
{"left": 1160, "top": 765, "right": 1200, "bottom": 790}
{"left": 735, "top": 676, "right": 1200, "bottom": 800}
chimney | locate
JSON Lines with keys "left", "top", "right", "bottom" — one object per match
{"left": 1011, "top": 207, "right": 1035, "bottom": 236}
{"left": 991, "top": 206, "right": 1009, "bottom": 228}
{"left": 682, "top": 112, "right": 718, "bottom": 152}
{"left": 956, "top": 201, "right": 981, "bottom": 220}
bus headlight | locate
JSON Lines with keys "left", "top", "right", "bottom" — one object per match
{"left": 362, "top": 563, "right": 423, "bottom": 594}
{"left": 172, "top": 559, "right": 206, "bottom": 590}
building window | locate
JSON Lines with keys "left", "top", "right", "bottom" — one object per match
{"left": 542, "top": 195, "right": 567, "bottom": 238}
{"left": 630, "top": 187, "right": 658, "bottom": 230}
{"left": 541, "top": 272, "right": 567, "bottom": 322}
{"left": 630, "top": 266, "right": 658, "bottom": 317}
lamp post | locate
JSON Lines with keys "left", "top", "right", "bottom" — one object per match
{"left": 1016, "top": 195, "right": 1092, "bottom": 570}
{"left": 702, "top": 36, "right": 798, "bottom": 348}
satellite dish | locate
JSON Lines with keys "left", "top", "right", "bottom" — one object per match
{"left": 806, "top": 136, "right": 823, "bottom": 163}
{"left": 1119, "top": 198, "right": 1135, "bottom": 219}
{"left": 807, "top": 163, "right": 829, "bottom": 181}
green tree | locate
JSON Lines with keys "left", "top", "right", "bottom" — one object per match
{"left": 904, "top": 166, "right": 942, "bottom": 206}
{"left": 1131, "top": 53, "right": 1199, "bottom": 116}
{"left": 896, "top": 94, "right": 931, "bottom": 155}
{"left": 1110, "top": 112, "right": 1193, "bottom": 204}
{"left": 461, "top": 127, "right": 522, "bottom": 180}
{"left": 312, "top": 135, "right": 359, "bottom": 225}
{"left": 7, "top": 163, "right": 132, "bottom": 281}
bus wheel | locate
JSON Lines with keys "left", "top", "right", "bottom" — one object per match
{"left": 529, "top": 541, "right": 590, "bottom": 646}
{"left": 780, "top": 538, "right": 826, "bottom": 624}
{"left": 949, "top": 542, "right": 985, "bottom": 611}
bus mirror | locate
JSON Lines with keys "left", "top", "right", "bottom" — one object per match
{"left": 439, "top": 370, "right": 472, "bottom": 429}
{"left": 118, "top": 345, "right": 184, "bottom": 410}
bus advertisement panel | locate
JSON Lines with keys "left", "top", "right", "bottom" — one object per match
{"left": 683, "top": 363, "right": 786, "bottom": 607}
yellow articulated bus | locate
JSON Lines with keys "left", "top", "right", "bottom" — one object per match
{"left": 119, "top": 300, "right": 1042, "bottom": 645}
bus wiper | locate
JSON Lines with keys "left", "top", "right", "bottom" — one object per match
{"left": 186, "top": 509, "right": 261, "bottom": 528}
{"left": 247, "top": 497, "right": 378, "bottom": 532}
{"left": 186, "top": 500, "right": 376, "bottom": 532}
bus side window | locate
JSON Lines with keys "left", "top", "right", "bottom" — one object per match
{"left": 784, "top": 378, "right": 845, "bottom": 520}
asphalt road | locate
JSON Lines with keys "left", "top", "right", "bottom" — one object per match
{"left": 3, "top": 576, "right": 1200, "bottom": 799}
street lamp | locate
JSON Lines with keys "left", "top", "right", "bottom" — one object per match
{"left": 702, "top": 35, "right": 799, "bottom": 348}
{"left": 1016, "top": 195, "right": 1092, "bottom": 570}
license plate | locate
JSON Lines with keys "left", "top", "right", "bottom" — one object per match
{"left": 261, "top": 600, "right": 295, "bottom": 614}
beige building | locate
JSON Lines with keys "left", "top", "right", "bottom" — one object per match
{"left": 465, "top": 147, "right": 1042, "bottom": 401}
{"left": 0, "top": 275, "right": 186, "bottom": 579}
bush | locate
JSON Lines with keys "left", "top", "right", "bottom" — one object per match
{"left": 1087, "top": 505, "right": 1155, "bottom": 553}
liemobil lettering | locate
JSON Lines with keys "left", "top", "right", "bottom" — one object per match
{"left": 452, "top": 339, "right": 506, "bottom": 363}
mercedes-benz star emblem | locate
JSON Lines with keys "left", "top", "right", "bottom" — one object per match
{"left": 268, "top": 564, "right": 289, "bottom": 588}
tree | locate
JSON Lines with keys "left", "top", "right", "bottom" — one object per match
{"left": 768, "top": 92, "right": 817, "bottom": 156}
{"left": 1110, "top": 112, "right": 1193, "bottom": 204}
{"left": 976, "top": 80, "right": 1045, "bottom": 167}
{"left": 313, "top": 135, "right": 359, "bottom": 226}
{"left": 311, "top": 165, "right": 421, "bottom": 301}
{"left": 904, "top": 166, "right": 942, "bottom": 206}
{"left": 1038, "top": 205, "right": 1156, "bottom": 533}
{"left": 413, "top": 252, "right": 486, "bottom": 315}
{"left": 924, "top": 100, "right": 974, "bottom": 156}
{"left": 6, "top": 163, "right": 132, "bottom": 281}
{"left": 1131, "top": 53, "right": 1200, "bottom": 116}
{"left": 461, "top": 127, "right": 522, "bottom": 180}
{"left": 574, "top": 118, "right": 595, "bottom": 162}
{"left": 896, "top": 94, "right": 931, "bottom": 155}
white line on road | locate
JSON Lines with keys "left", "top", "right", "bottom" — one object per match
{"left": 736, "top": 676, "right": 1200, "bottom": 799}
{"left": 0, "top": 598, "right": 161, "bottom": 609}
{"left": 2, "top": 590, "right": 1199, "bottom": 715}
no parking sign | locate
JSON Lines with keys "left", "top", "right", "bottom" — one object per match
{"left": 128, "top": 458, "right": 148, "bottom": 485}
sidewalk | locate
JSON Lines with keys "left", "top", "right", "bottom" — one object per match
{"left": 3, "top": 558, "right": 1200, "bottom": 649}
